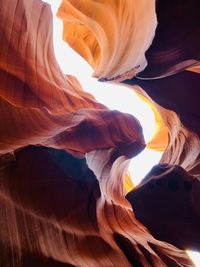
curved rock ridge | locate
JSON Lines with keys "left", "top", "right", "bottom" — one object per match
{"left": 58, "top": 0, "right": 200, "bottom": 175}
{"left": 121, "top": 0, "right": 200, "bottom": 176}
{"left": 123, "top": 84, "right": 200, "bottom": 177}
{"left": 86, "top": 149, "right": 194, "bottom": 266}
{"left": 58, "top": 0, "right": 200, "bottom": 261}
{"left": 0, "top": 0, "right": 198, "bottom": 266}
{"left": 0, "top": 0, "right": 145, "bottom": 156}
{"left": 0, "top": 146, "right": 194, "bottom": 266}
{"left": 57, "top": 0, "right": 157, "bottom": 80}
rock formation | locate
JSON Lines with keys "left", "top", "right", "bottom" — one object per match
{"left": 0, "top": 0, "right": 199, "bottom": 266}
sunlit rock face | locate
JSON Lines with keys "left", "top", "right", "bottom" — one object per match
{"left": 125, "top": 74, "right": 200, "bottom": 178}
{"left": 0, "top": 0, "right": 146, "bottom": 156}
{"left": 57, "top": 0, "right": 157, "bottom": 80}
{"left": 0, "top": 0, "right": 199, "bottom": 266}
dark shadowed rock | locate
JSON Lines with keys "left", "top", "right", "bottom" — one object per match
{"left": 126, "top": 164, "right": 200, "bottom": 250}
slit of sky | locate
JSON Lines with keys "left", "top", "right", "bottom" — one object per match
{"left": 44, "top": 0, "right": 162, "bottom": 187}
{"left": 43, "top": 1, "right": 200, "bottom": 265}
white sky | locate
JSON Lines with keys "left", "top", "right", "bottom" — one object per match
{"left": 44, "top": 0, "right": 162, "bottom": 184}
{"left": 43, "top": 1, "right": 200, "bottom": 265}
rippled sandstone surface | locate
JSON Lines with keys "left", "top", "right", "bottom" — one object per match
{"left": 0, "top": 0, "right": 199, "bottom": 266}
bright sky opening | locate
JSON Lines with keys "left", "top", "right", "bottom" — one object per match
{"left": 44, "top": 0, "right": 162, "bottom": 186}
{"left": 43, "top": 1, "right": 200, "bottom": 265}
